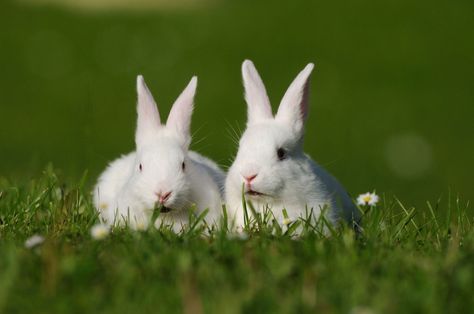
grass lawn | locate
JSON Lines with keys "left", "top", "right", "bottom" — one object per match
{"left": 0, "top": 169, "right": 473, "bottom": 313}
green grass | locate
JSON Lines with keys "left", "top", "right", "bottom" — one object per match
{"left": 0, "top": 168, "right": 472, "bottom": 313}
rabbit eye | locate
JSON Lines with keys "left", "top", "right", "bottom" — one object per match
{"left": 139, "top": 163, "right": 143, "bottom": 172}
{"left": 277, "top": 148, "right": 286, "bottom": 161}
{"left": 181, "top": 161, "right": 186, "bottom": 171}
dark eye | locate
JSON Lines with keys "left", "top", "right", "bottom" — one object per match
{"left": 139, "top": 163, "right": 143, "bottom": 171}
{"left": 181, "top": 161, "right": 186, "bottom": 171}
{"left": 277, "top": 148, "right": 286, "bottom": 161}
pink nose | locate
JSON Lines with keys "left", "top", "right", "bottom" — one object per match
{"left": 156, "top": 191, "right": 172, "bottom": 204}
{"left": 243, "top": 174, "right": 258, "bottom": 184}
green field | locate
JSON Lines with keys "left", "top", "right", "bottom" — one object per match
{"left": 0, "top": 0, "right": 473, "bottom": 312}
{"left": 1, "top": 170, "right": 473, "bottom": 313}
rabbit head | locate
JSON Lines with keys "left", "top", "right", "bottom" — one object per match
{"left": 126, "top": 75, "right": 198, "bottom": 213}
{"left": 227, "top": 60, "right": 315, "bottom": 204}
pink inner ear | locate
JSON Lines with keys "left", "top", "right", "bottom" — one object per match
{"left": 136, "top": 75, "right": 161, "bottom": 125}
{"left": 138, "top": 100, "right": 160, "bottom": 125}
{"left": 166, "top": 76, "right": 197, "bottom": 141}
{"left": 242, "top": 60, "right": 273, "bottom": 124}
{"left": 135, "top": 75, "right": 162, "bottom": 147}
{"left": 274, "top": 63, "right": 314, "bottom": 135}
{"left": 300, "top": 79, "right": 310, "bottom": 121}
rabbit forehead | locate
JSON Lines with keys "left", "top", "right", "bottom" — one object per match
{"left": 239, "top": 122, "right": 295, "bottom": 153}
{"left": 137, "top": 137, "right": 186, "bottom": 166}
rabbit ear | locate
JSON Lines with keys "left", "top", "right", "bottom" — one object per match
{"left": 275, "top": 63, "right": 314, "bottom": 138}
{"left": 242, "top": 60, "right": 273, "bottom": 125}
{"left": 166, "top": 76, "right": 197, "bottom": 146}
{"left": 135, "top": 75, "right": 162, "bottom": 148}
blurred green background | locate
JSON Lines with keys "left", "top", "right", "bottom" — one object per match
{"left": 0, "top": 0, "right": 473, "bottom": 207}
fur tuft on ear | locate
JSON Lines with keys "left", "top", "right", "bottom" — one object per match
{"left": 242, "top": 60, "right": 273, "bottom": 125}
{"left": 275, "top": 63, "right": 314, "bottom": 138}
{"left": 136, "top": 75, "right": 161, "bottom": 148}
{"left": 166, "top": 76, "right": 197, "bottom": 147}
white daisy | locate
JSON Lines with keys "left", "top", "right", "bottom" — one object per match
{"left": 90, "top": 224, "right": 110, "bottom": 240}
{"left": 282, "top": 218, "right": 292, "bottom": 225}
{"left": 25, "top": 234, "right": 45, "bottom": 249}
{"left": 135, "top": 220, "right": 147, "bottom": 231}
{"left": 357, "top": 192, "right": 379, "bottom": 206}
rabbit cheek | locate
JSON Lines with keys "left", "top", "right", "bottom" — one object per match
{"left": 260, "top": 172, "right": 285, "bottom": 197}
{"left": 164, "top": 183, "right": 190, "bottom": 211}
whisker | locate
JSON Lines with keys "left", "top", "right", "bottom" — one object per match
{"left": 225, "top": 120, "right": 243, "bottom": 146}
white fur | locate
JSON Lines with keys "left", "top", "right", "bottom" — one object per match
{"left": 225, "top": 60, "right": 359, "bottom": 229}
{"left": 93, "top": 75, "right": 225, "bottom": 231}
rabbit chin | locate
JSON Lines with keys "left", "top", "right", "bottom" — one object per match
{"left": 243, "top": 189, "right": 275, "bottom": 204}
{"left": 159, "top": 196, "right": 195, "bottom": 213}
{"left": 152, "top": 202, "right": 184, "bottom": 214}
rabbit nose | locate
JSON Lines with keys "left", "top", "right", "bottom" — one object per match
{"left": 243, "top": 174, "right": 258, "bottom": 184}
{"left": 156, "top": 191, "right": 172, "bottom": 204}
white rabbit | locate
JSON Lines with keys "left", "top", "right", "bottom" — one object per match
{"left": 93, "top": 75, "right": 225, "bottom": 231}
{"left": 225, "top": 60, "right": 359, "bottom": 230}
